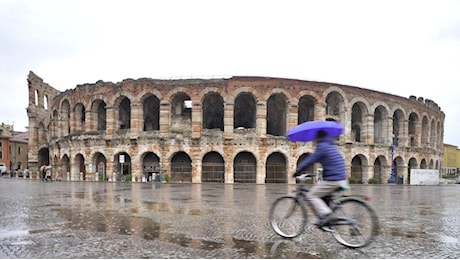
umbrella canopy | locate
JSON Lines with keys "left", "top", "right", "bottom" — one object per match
{"left": 285, "top": 120, "right": 344, "bottom": 142}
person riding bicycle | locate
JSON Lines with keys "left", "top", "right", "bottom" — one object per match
{"left": 293, "top": 129, "right": 347, "bottom": 228}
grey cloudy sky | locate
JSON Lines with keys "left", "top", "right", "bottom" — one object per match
{"left": 1, "top": 0, "right": 459, "bottom": 145}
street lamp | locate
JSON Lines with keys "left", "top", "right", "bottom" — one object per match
{"left": 388, "top": 135, "right": 395, "bottom": 184}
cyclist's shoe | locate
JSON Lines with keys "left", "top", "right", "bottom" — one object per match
{"left": 315, "top": 213, "right": 333, "bottom": 228}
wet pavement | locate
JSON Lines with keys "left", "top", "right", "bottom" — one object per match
{"left": 0, "top": 178, "right": 459, "bottom": 259}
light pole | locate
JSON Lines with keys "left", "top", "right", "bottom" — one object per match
{"left": 389, "top": 135, "right": 395, "bottom": 184}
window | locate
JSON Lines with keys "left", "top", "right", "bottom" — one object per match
{"left": 0, "top": 151, "right": 3, "bottom": 159}
{"left": 0, "top": 141, "right": 2, "bottom": 147}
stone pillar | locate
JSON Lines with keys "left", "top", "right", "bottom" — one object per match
{"left": 159, "top": 101, "right": 170, "bottom": 134}
{"left": 191, "top": 102, "right": 202, "bottom": 139}
{"left": 224, "top": 102, "right": 234, "bottom": 140}
{"left": 287, "top": 104, "right": 298, "bottom": 131}
{"left": 367, "top": 114, "right": 374, "bottom": 144}
{"left": 130, "top": 104, "right": 141, "bottom": 138}
{"left": 106, "top": 106, "right": 115, "bottom": 136}
{"left": 256, "top": 101, "right": 266, "bottom": 138}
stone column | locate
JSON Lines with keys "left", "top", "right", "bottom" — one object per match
{"left": 130, "top": 104, "right": 141, "bottom": 138}
{"left": 224, "top": 102, "right": 234, "bottom": 140}
{"left": 159, "top": 101, "right": 170, "bottom": 134}
{"left": 191, "top": 102, "right": 202, "bottom": 139}
{"left": 256, "top": 101, "right": 266, "bottom": 138}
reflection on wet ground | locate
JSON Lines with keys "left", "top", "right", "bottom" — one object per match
{"left": 0, "top": 179, "right": 460, "bottom": 258}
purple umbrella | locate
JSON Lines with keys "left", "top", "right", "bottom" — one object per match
{"left": 285, "top": 120, "right": 344, "bottom": 142}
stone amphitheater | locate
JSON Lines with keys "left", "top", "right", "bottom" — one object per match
{"left": 26, "top": 71, "right": 444, "bottom": 184}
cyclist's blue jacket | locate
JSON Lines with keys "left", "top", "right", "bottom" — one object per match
{"left": 296, "top": 137, "right": 346, "bottom": 181}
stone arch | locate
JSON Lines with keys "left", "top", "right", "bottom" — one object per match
{"left": 392, "top": 109, "right": 405, "bottom": 146}
{"left": 170, "top": 151, "right": 192, "bottom": 183}
{"left": 430, "top": 118, "right": 436, "bottom": 148}
{"left": 393, "top": 156, "right": 404, "bottom": 181}
{"left": 298, "top": 95, "right": 316, "bottom": 124}
{"left": 374, "top": 105, "right": 389, "bottom": 144}
{"left": 429, "top": 159, "right": 434, "bottom": 169}
{"left": 351, "top": 102, "right": 369, "bottom": 143}
{"left": 233, "top": 151, "right": 256, "bottom": 183}
{"left": 234, "top": 92, "right": 257, "bottom": 129}
{"left": 325, "top": 91, "right": 346, "bottom": 123}
{"left": 142, "top": 152, "right": 160, "bottom": 182}
{"left": 114, "top": 151, "right": 131, "bottom": 176}
{"left": 373, "top": 155, "right": 387, "bottom": 184}
{"left": 265, "top": 152, "right": 287, "bottom": 183}
{"left": 170, "top": 92, "right": 192, "bottom": 132}
{"left": 421, "top": 115, "right": 429, "bottom": 146}
{"left": 202, "top": 151, "right": 225, "bottom": 183}
{"left": 202, "top": 92, "right": 224, "bottom": 131}
{"left": 93, "top": 152, "right": 107, "bottom": 181}
{"left": 38, "top": 147, "right": 50, "bottom": 168}
{"left": 91, "top": 99, "right": 107, "bottom": 131}
{"left": 408, "top": 157, "right": 418, "bottom": 183}
{"left": 115, "top": 96, "right": 131, "bottom": 130}
{"left": 61, "top": 99, "right": 70, "bottom": 136}
{"left": 420, "top": 158, "right": 427, "bottom": 169}
{"left": 267, "top": 93, "right": 287, "bottom": 136}
{"left": 142, "top": 94, "right": 160, "bottom": 131}
{"left": 436, "top": 121, "right": 442, "bottom": 149}
{"left": 73, "top": 103, "right": 86, "bottom": 132}
{"left": 61, "top": 154, "right": 70, "bottom": 181}
{"left": 408, "top": 112, "right": 420, "bottom": 147}
{"left": 74, "top": 153, "right": 85, "bottom": 181}
{"left": 351, "top": 154, "right": 368, "bottom": 183}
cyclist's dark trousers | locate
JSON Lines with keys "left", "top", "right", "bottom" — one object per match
{"left": 306, "top": 180, "right": 347, "bottom": 217}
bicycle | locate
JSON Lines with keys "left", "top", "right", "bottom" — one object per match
{"left": 269, "top": 174, "right": 379, "bottom": 248}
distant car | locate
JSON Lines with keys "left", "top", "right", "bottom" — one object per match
{"left": 0, "top": 163, "right": 7, "bottom": 175}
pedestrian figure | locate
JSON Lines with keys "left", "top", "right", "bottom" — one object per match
{"left": 40, "top": 165, "right": 47, "bottom": 182}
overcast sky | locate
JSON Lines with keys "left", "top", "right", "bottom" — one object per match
{"left": 1, "top": 0, "right": 459, "bottom": 146}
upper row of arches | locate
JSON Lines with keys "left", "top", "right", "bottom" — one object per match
{"left": 37, "top": 86, "right": 444, "bottom": 149}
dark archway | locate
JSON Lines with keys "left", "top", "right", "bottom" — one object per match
{"left": 265, "top": 152, "right": 287, "bottom": 183}
{"left": 234, "top": 152, "right": 256, "bottom": 183}
{"left": 170, "top": 152, "right": 192, "bottom": 183}
{"left": 202, "top": 152, "right": 225, "bottom": 182}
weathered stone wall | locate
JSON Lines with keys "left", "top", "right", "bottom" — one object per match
{"left": 26, "top": 72, "right": 445, "bottom": 184}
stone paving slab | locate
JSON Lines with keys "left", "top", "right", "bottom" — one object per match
{"left": 0, "top": 178, "right": 459, "bottom": 258}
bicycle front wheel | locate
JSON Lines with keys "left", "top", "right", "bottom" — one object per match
{"left": 330, "top": 198, "right": 379, "bottom": 248}
{"left": 269, "top": 196, "right": 307, "bottom": 238}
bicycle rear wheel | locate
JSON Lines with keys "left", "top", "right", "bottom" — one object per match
{"left": 330, "top": 198, "right": 378, "bottom": 248}
{"left": 269, "top": 196, "right": 307, "bottom": 238}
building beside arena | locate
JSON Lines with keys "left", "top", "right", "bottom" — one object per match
{"left": 26, "top": 71, "right": 445, "bottom": 184}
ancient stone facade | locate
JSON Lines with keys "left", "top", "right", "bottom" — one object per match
{"left": 26, "top": 71, "right": 445, "bottom": 184}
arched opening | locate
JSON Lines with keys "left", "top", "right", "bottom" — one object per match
{"left": 265, "top": 152, "right": 287, "bottom": 183}
{"left": 94, "top": 152, "right": 107, "bottom": 181}
{"left": 75, "top": 153, "right": 86, "bottom": 181}
{"left": 234, "top": 93, "right": 256, "bottom": 129}
{"left": 202, "top": 93, "right": 224, "bottom": 131}
{"left": 142, "top": 152, "right": 160, "bottom": 182}
{"left": 202, "top": 152, "right": 225, "bottom": 182}
{"left": 374, "top": 106, "right": 388, "bottom": 144}
{"left": 267, "top": 94, "right": 287, "bottom": 136}
{"left": 61, "top": 154, "right": 70, "bottom": 181}
{"left": 298, "top": 95, "right": 315, "bottom": 124}
{"left": 233, "top": 152, "right": 256, "bottom": 183}
{"left": 170, "top": 152, "right": 192, "bottom": 183}
{"left": 114, "top": 152, "right": 131, "bottom": 180}
{"left": 119, "top": 97, "right": 131, "bottom": 130}
{"left": 171, "top": 93, "right": 192, "bottom": 132}
{"left": 143, "top": 95, "right": 160, "bottom": 131}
